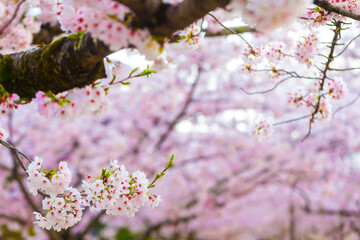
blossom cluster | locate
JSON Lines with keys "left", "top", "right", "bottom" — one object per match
{"left": 35, "top": 86, "right": 110, "bottom": 119}
{"left": 34, "top": 188, "right": 83, "bottom": 231}
{"left": 27, "top": 156, "right": 83, "bottom": 231}
{"left": 27, "top": 157, "right": 72, "bottom": 197}
{"left": 330, "top": 0, "right": 359, "bottom": 13}
{"left": 0, "top": 128, "right": 9, "bottom": 141}
{"left": 288, "top": 78, "right": 348, "bottom": 123}
{"left": 264, "top": 43, "right": 285, "bottom": 65}
{"left": 250, "top": 118, "right": 273, "bottom": 141}
{"left": 305, "top": 7, "right": 332, "bottom": 26}
{"left": 295, "top": 33, "right": 319, "bottom": 68}
{"left": 82, "top": 160, "right": 161, "bottom": 217}
{"left": 0, "top": 1, "right": 41, "bottom": 54}
{"left": 24, "top": 155, "right": 161, "bottom": 231}
{"left": 288, "top": 88, "right": 308, "bottom": 108}
{"left": 51, "top": 0, "right": 163, "bottom": 59}
{"left": 178, "top": 24, "right": 205, "bottom": 50}
{"left": 241, "top": 46, "right": 262, "bottom": 66}
{"left": 327, "top": 78, "right": 348, "bottom": 100}
{"left": 0, "top": 93, "right": 20, "bottom": 115}
{"left": 240, "top": 44, "right": 285, "bottom": 80}
{"left": 305, "top": 0, "right": 360, "bottom": 23}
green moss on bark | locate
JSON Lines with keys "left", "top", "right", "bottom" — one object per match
{"left": 37, "top": 36, "right": 66, "bottom": 83}
{"left": 0, "top": 55, "right": 13, "bottom": 87}
{"left": 0, "top": 33, "right": 111, "bottom": 99}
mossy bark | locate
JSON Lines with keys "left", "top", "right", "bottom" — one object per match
{"left": 115, "top": 0, "right": 231, "bottom": 36}
{"left": 0, "top": 33, "right": 111, "bottom": 99}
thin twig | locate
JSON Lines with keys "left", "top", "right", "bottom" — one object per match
{"left": 273, "top": 114, "right": 312, "bottom": 126}
{"left": 240, "top": 76, "right": 292, "bottom": 95}
{"left": 0, "top": 0, "right": 26, "bottom": 36}
{"left": 334, "top": 33, "right": 360, "bottom": 58}
{"left": 207, "top": 12, "right": 253, "bottom": 49}
{"left": 0, "top": 140, "right": 32, "bottom": 163}
{"left": 329, "top": 67, "right": 360, "bottom": 71}
{"left": 332, "top": 93, "right": 360, "bottom": 117}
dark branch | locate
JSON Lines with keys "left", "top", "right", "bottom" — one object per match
{"left": 0, "top": 213, "right": 27, "bottom": 225}
{"left": 314, "top": 0, "right": 360, "bottom": 21}
{"left": 117, "top": 0, "right": 232, "bottom": 36}
{"left": 303, "top": 21, "right": 342, "bottom": 141}
{"left": 1, "top": 33, "right": 111, "bottom": 99}
{"left": 115, "top": 0, "right": 162, "bottom": 21}
{"left": 303, "top": 206, "right": 360, "bottom": 217}
{"left": 32, "top": 23, "right": 64, "bottom": 45}
{"left": 0, "top": 0, "right": 25, "bottom": 36}
{"left": 205, "top": 26, "right": 256, "bottom": 37}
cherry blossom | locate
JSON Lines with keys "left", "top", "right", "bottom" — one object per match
{"left": 2, "top": 0, "right": 360, "bottom": 239}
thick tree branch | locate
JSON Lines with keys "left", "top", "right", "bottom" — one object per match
{"left": 115, "top": 0, "right": 162, "bottom": 21}
{"left": 314, "top": 0, "right": 360, "bottom": 21}
{"left": 118, "top": 0, "right": 231, "bottom": 36}
{"left": 1, "top": 33, "right": 111, "bottom": 98}
{"left": 32, "top": 23, "right": 64, "bottom": 45}
{"left": 151, "top": 0, "right": 230, "bottom": 36}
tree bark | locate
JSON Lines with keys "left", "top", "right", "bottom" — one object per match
{"left": 0, "top": 33, "right": 111, "bottom": 99}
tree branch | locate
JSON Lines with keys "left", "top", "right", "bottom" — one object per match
{"left": 32, "top": 23, "right": 64, "bottom": 45}
{"left": 0, "top": 213, "right": 27, "bottom": 225}
{"left": 117, "top": 0, "right": 232, "bottom": 36}
{"left": 314, "top": 0, "right": 360, "bottom": 21}
{"left": 1, "top": 33, "right": 111, "bottom": 99}
{"left": 115, "top": 0, "right": 162, "bottom": 21}
{"left": 303, "top": 20, "right": 342, "bottom": 141}
{"left": 205, "top": 26, "right": 256, "bottom": 37}
{"left": 303, "top": 206, "right": 360, "bottom": 217}
{"left": 0, "top": 0, "right": 26, "bottom": 36}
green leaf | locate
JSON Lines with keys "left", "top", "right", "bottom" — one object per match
{"left": 45, "top": 90, "right": 56, "bottom": 102}
{"left": 140, "top": 65, "right": 156, "bottom": 78}
{"left": 107, "top": 14, "right": 119, "bottom": 21}
{"left": 67, "top": 31, "right": 86, "bottom": 40}
{"left": 130, "top": 68, "right": 139, "bottom": 76}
